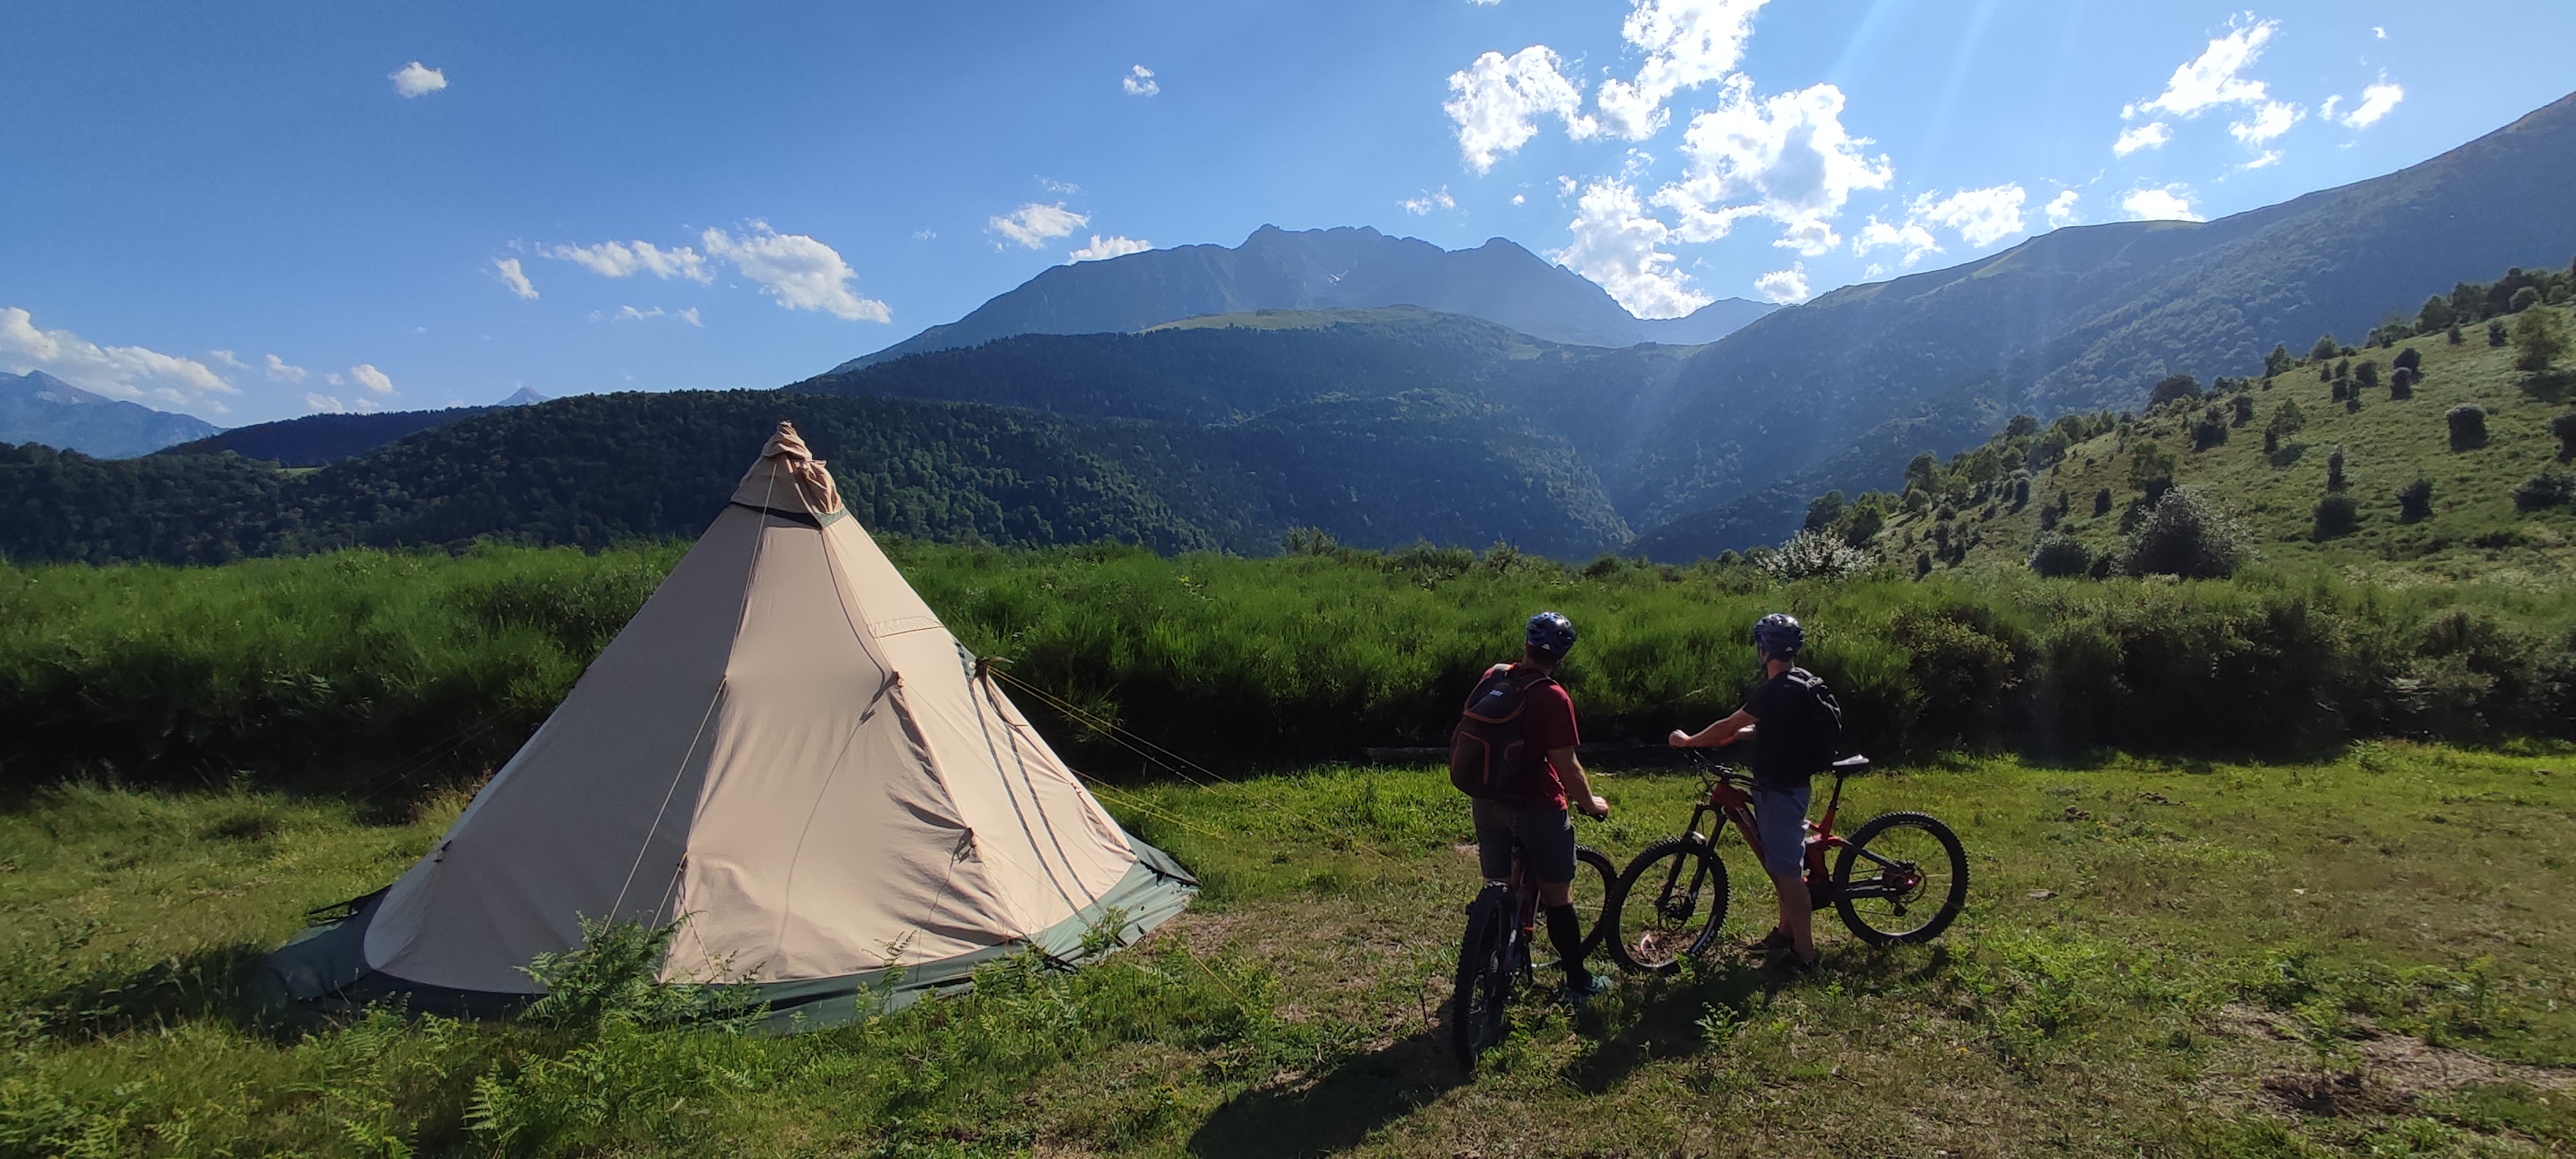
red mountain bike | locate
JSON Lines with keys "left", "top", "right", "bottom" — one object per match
{"left": 1602, "top": 751, "right": 1967, "bottom": 973}
{"left": 1451, "top": 828, "right": 1616, "bottom": 1069}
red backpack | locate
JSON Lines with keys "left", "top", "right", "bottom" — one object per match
{"left": 1449, "top": 666, "right": 1556, "bottom": 799}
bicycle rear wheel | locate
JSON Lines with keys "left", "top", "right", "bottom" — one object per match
{"left": 1525, "top": 846, "right": 1621, "bottom": 970}
{"left": 1604, "top": 837, "right": 1729, "bottom": 974}
{"left": 1451, "top": 894, "right": 1513, "bottom": 1069}
{"left": 1831, "top": 811, "right": 1969, "bottom": 946}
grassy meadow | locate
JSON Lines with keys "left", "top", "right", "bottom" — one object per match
{"left": 3, "top": 747, "right": 2573, "bottom": 1157}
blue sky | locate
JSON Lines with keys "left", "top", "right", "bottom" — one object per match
{"left": 5, "top": 2, "right": 2572, "bottom": 427}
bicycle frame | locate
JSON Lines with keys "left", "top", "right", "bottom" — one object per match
{"left": 1678, "top": 754, "right": 1922, "bottom": 907}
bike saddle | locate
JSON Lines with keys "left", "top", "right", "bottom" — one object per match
{"left": 1831, "top": 754, "right": 1872, "bottom": 776}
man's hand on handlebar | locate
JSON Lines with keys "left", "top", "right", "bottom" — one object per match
{"left": 1579, "top": 794, "right": 1610, "bottom": 820}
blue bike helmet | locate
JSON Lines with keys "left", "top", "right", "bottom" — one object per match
{"left": 1751, "top": 612, "right": 1804, "bottom": 659}
{"left": 1526, "top": 611, "right": 1578, "bottom": 656}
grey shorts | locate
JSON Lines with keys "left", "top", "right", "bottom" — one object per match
{"left": 1752, "top": 785, "right": 1812, "bottom": 879}
{"left": 1470, "top": 799, "right": 1577, "bottom": 885}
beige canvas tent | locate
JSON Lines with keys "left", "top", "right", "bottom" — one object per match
{"left": 267, "top": 423, "right": 1195, "bottom": 1026}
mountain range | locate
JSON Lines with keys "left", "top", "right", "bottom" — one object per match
{"left": 160, "top": 388, "right": 548, "bottom": 467}
{"left": 832, "top": 225, "right": 1773, "bottom": 371}
{"left": 0, "top": 371, "right": 217, "bottom": 458}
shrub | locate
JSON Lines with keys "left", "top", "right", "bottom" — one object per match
{"left": 2490, "top": 321, "right": 2509, "bottom": 347}
{"left": 2120, "top": 487, "right": 2249, "bottom": 580}
{"left": 2390, "top": 366, "right": 2416, "bottom": 400}
{"left": 2334, "top": 359, "right": 2351, "bottom": 381}
{"left": 2510, "top": 286, "right": 2542, "bottom": 313}
{"left": 2231, "top": 395, "right": 2255, "bottom": 426}
{"left": 1759, "top": 530, "right": 1875, "bottom": 581}
{"left": 2355, "top": 360, "right": 2380, "bottom": 389}
{"left": 2398, "top": 477, "right": 2434, "bottom": 523}
{"left": 2448, "top": 323, "right": 2464, "bottom": 346}
{"left": 2512, "top": 308, "right": 2567, "bottom": 372}
{"left": 2448, "top": 405, "right": 2489, "bottom": 451}
{"left": 2331, "top": 379, "right": 2348, "bottom": 401}
{"left": 2394, "top": 346, "right": 2422, "bottom": 372}
{"left": 2309, "top": 334, "right": 2340, "bottom": 361}
{"left": 2149, "top": 375, "right": 2202, "bottom": 408}
{"left": 2025, "top": 532, "right": 2091, "bottom": 578}
{"left": 2515, "top": 468, "right": 2574, "bottom": 512}
{"left": 1802, "top": 489, "right": 1846, "bottom": 532}
{"left": 2326, "top": 448, "right": 2347, "bottom": 492}
{"left": 2417, "top": 296, "right": 2454, "bottom": 334}
{"left": 2191, "top": 407, "right": 2229, "bottom": 450}
{"left": 2264, "top": 343, "right": 2295, "bottom": 377}
{"left": 2267, "top": 399, "right": 2306, "bottom": 439}
{"left": 2555, "top": 410, "right": 2576, "bottom": 460}
{"left": 2312, "top": 494, "right": 2358, "bottom": 540}
{"left": 2263, "top": 429, "right": 2279, "bottom": 453}
{"left": 2128, "top": 441, "right": 2176, "bottom": 501}
{"left": 2091, "top": 488, "right": 2112, "bottom": 517}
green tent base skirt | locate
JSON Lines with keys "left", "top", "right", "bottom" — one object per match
{"left": 261, "top": 840, "right": 1198, "bottom": 1034}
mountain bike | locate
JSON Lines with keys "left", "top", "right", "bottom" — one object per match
{"left": 1451, "top": 826, "right": 1617, "bottom": 1070}
{"left": 1601, "top": 752, "right": 1967, "bottom": 973}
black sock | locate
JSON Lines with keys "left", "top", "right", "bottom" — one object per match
{"left": 1545, "top": 904, "right": 1589, "bottom": 985}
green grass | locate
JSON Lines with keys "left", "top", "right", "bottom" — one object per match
{"left": 1899, "top": 304, "right": 2576, "bottom": 581}
{"left": 5, "top": 744, "right": 2574, "bottom": 1157}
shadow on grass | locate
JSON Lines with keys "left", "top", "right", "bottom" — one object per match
{"left": 1186, "top": 1027, "right": 1463, "bottom": 1158}
{"left": 10, "top": 938, "right": 286, "bottom": 1044}
{"left": 1565, "top": 944, "right": 1955, "bottom": 1095}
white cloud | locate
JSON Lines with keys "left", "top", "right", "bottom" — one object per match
{"left": 1851, "top": 216, "right": 1940, "bottom": 267}
{"left": 1594, "top": 0, "right": 1771, "bottom": 140}
{"left": 264, "top": 353, "right": 307, "bottom": 382}
{"left": 1916, "top": 184, "right": 2025, "bottom": 248}
{"left": 2137, "top": 20, "right": 2278, "bottom": 119}
{"left": 599, "top": 305, "right": 701, "bottom": 326}
{"left": 306, "top": 393, "right": 345, "bottom": 413}
{"left": 1546, "top": 178, "right": 1711, "bottom": 319}
{"left": 541, "top": 240, "right": 712, "bottom": 283}
{"left": 348, "top": 364, "right": 395, "bottom": 394}
{"left": 2371, "top": 26, "right": 2386, "bottom": 38}
{"left": 1754, "top": 264, "right": 1809, "bottom": 303}
{"left": 2338, "top": 81, "right": 2403, "bottom": 128}
{"left": 2120, "top": 185, "right": 2202, "bottom": 222}
{"left": 1651, "top": 78, "right": 1893, "bottom": 254}
{"left": 1122, "top": 65, "right": 1159, "bottom": 97}
{"left": 1400, "top": 187, "right": 1458, "bottom": 215}
{"left": 209, "top": 349, "right": 246, "bottom": 371}
{"left": 2230, "top": 100, "right": 2302, "bottom": 145}
{"left": 700, "top": 222, "right": 891, "bottom": 322}
{"left": 2113, "top": 121, "right": 2172, "bottom": 156}
{"left": 679, "top": 306, "right": 701, "bottom": 327}
{"left": 1068, "top": 235, "right": 1152, "bottom": 263}
{"left": 2044, "top": 188, "right": 2081, "bottom": 229}
{"left": 1511, "top": 193, "right": 1527, "bottom": 205}
{"left": 1444, "top": 46, "right": 1597, "bottom": 173}
{"left": 2241, "top": 149, "right": 2284, "bottom": 170}
{"left": 325, "top": 372, "right": 342, "bottom": 386}
{"left": 0, "top": 307, "right": 238, "bottom": 408}
{"left": 988, "top": 203, "right": 1089, "bottom": 249}
{"left": 2122, "top": 18, "right": 2303, "bottom": 160}
{"left": 1850, "top": 184, "right": 2025, "bottom": 268}
{"left": 390, "top": 61, "right": 448, "bottom": 99}
{"left": 494, "top": 257, "right": 538, "bottom": 299}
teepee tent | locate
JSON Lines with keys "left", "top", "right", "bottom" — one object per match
{"left": 267, "top": 423, "right": 1195, "bottom": 1026}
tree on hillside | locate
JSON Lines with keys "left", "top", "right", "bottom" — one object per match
{"left": 2398, "top": 477, "right": 2434, "bottom": 523}
{"left": 2448, "top": 323, "right": 2465, "bottom": 346}
{"left": 2417, "top": 295, "right": 2455, "bottom": 334}
{"left": 2149, "top": 375, "right": 2201, "bottom": 408}
{"left": 2310, "top": 334, "right": 2341, "bottom": 361}
{"left": 2264, "top": 343, "right": 2295, "bottom": 378}
{"left": 2313, "top": 493, "right": 2358, "bottom": 539}
{"left": 2092, "top": 488, "right": 2112, "bottom": 517}
{"left": 2334, "top": 359, "right": 2351, "bottom": 382}
{"left": 2555, "top": 410, "right": 2576, "bottom": 461}
{"left": 2005, "top": 414, "right": 2039, "bottom": 437}
{"left": 1803, "top": 489, "right": 1846, "bottom": 532}
{"left": 2192, "top": 405, "right": 2229, "bottom": 451}
{"left": 1761, "top": 530, "right": 1874, "bottom": 580}
{"left": 2026, "top": 532, "right": 2091, "bottom": 577}
{"left": 2512, "top": 308, "right": 2568, "bottom": 371}
{"left": 2511, "top": 287, "right": 2543, "bottom": 313}
{"left": 2450, "top": 405, "right": 2489, "bottom": 451}
{"left": 2515, "top": 468, "right": 2573, "bottom": 512}
{"left": 2390, "top": 367, "right": 2416, "bottom": 400}
{"left": 2393, "top": 346, "right": 2422, "bottom": 373}
{"left": 2355, "top": 360, "right": 2380, "bottom": 389}
{"left": 2128, "top": 441, "right": 2177, "bottom": 502}
{"left": 2327, "top": 447, "right": 2347, "bottom": 492}
{"left": 2490, "top": 321, "right": 2510, "bottom": 347}
{"left": 2232, "top": 394, "right": 2256, "bottom": 426}
{"left": 2121, "top": 487, "right": 2249, "bottom": 580}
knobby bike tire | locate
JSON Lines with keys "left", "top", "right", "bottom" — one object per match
{"left": 1830, "top": 811, "right": 1970, "bottom": 946}
{"left": 1525, "top": 846, "right": 1621, "bottom": 968}
{"left": 1603, "top": 836, "right": 1729, "bottom": 974}
{"left": 1451, "top": 895, "right": 1512, "bottom": 1069}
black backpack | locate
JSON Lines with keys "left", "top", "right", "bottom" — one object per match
{"left": 1449, "top": 667, "right": 1556, "bottom": 799}
{"left": 1783, "top": 667, "right": 1846, "bottom": 773}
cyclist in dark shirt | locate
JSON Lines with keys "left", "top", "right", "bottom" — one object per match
{"left": 1666, "top": 613, "right": 1824, "bottom": 972}
{"left": 1473, "top": 612, "right": 1613, "bottom": 1002}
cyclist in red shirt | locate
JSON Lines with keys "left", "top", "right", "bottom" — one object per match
{"left": 1472, "top": 612, "right": 1613, "bottom": 1002}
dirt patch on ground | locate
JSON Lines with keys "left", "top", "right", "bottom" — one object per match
{"left": 2218, "top": 1003, "right": 2575, "bottom": 1117}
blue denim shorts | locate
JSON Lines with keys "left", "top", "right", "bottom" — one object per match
{"left": 1751, "top": 785, "right": 1812, "bottom": 879}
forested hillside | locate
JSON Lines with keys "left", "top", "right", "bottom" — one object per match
{"left": 1630, "top": 92, "right": 2576, "bottom": 554}
{"left": 159, "top": 406, "right": 503, "bottom": 466}
{"left": 1790, "top": 277, "right": 2576, "bottom": 585}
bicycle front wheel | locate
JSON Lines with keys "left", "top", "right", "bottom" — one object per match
{"left": 1451, "top": 898, "right": 1513, "bottom": 1069}
{"left": 1533, "top": 846, "right": 1620, "bottom": 966}
{"left": 1604, "top": 837, "right": 1729, "bottom": 974}
{"left": 1831, "top": 811, "right": 1969, "bottom": 946}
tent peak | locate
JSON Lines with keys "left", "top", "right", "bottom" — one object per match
{"left": 734, "top": 421, "right": 844, "bottom": 516}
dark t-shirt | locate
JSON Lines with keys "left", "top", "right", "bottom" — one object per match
{"left": 1744, "top": 666, "right": 1822, "bottom": 790}
{"left": 1487, "top": 662, "right": 1576, "bottom": 810}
